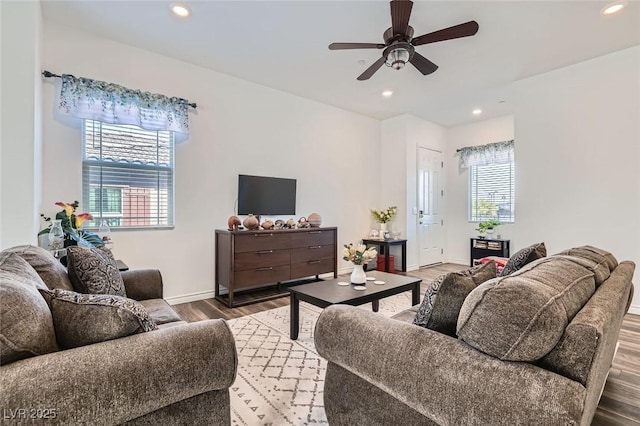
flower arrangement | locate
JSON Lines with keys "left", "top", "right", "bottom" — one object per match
{"left": 39, "top": 201, "right": 104, "bottom": 248}
{"left": 371, "top": 206, "right": 398, "bottom": 224}
{"left": 343, "top": 243, "right": 377, "bottom": 265}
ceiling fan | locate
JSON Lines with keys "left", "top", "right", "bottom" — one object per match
{"left": 329, "top": 0, "right": 479, "bottom": 81}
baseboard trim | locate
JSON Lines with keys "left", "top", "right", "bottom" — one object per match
{"left": 628, "top": 305, "right": 640, "bottom": 316}
{"left": 165, "top": 290, "right": 215, "bottom": 306}
{"left": 447, "top": 257, "right": 469, "bottom": 266}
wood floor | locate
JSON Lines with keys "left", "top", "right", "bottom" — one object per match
{"left": 173, "top": 264, "right": 640, "bottom": 425}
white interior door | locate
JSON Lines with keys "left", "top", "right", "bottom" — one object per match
{"left": 417, "top": 147, "right": 444, "bottom": 266}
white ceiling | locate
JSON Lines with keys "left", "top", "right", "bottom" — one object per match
{"left": 41, "top": 1, "right": 640, "bottom": 127}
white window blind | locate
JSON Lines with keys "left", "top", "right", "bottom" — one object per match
{"left": 469, "top": 162, "right": 515, "bottom": 222}
{"left": 82, "top": 120, "right": 174, "bottom": 229}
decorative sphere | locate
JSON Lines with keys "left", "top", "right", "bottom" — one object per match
{"left": 243, "top": 214, "right": 260, "bottom": 230}
{"left": 308, "top": 213, "right": 322, "bottom": 227}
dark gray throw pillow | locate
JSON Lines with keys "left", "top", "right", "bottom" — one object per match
{"left": 498, "top": 242, "right": 546, "bottom": 276}
{"left": 67, "top": 246, "right": 127, "bottom": 296}
{"left": 413, "top": 261, "right": 496, "bottom": 336}
{"left": 40, "top": 288, "right": 158, "bottom": 349}
{"left": 0, "top": 253, "right": 59, "bottom": 365}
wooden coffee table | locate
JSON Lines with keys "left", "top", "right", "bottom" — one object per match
{"left": 287, "top": 271, "right": 421, "bottom": 340}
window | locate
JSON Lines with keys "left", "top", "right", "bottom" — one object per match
{"left": 469, "top": 162, "right": 515, "bottom": 222}
{"left": 82, "top": 120, "right": 174, "bottom": 229}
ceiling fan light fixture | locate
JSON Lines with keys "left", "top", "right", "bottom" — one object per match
{"left": 602, "top": 1, "right": 626, "bottom": 15}
{"left": 387, "top": 48, "right": 410, "bottom": 69}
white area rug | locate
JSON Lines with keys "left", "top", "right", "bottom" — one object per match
{"left": 227, "top": 292, "right": 414, "bottom": 426}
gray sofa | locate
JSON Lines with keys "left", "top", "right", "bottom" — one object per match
{"left": 315, "top": 246, "right": 635, "bottom": 425}
{"left": 0, "top": 245, "right": 237, "bottom": 425}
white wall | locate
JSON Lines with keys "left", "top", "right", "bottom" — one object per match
{"left": 514, "top": 46, "right": 640, "bottom": 313}
{"left": 445, "top": 115, "right": 515, "bottom": 264}
{"left": 381, "top": 114, "right": 446, "bottom": 270}
{"left": 41, "top": 21, "right": 381, "bottom": 303}
{"left": 445, "top": 47, "right": 639, "bottom": 313}
{"left": 0, "top": 1, "right": 43, "bottom": 249}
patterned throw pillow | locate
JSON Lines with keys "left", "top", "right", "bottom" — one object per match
{"left": 498, "top": 242, "right": 547, "bottom": 277}
{"left": 413, "top": 261, "right": 496, "bottom": 336}
{"left": 67, "top": 246, "right": 127, "bottom": 296}
{"left": 40, "top": 288, "right": 158, "bottom": 349}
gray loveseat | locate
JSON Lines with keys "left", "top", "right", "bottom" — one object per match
{"left": 0, "top": 245, "right": 237, "bottom": 425}
{"left": 315, "top": 245, "right": 635, "bottom": 425}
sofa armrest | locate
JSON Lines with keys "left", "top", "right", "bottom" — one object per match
{"left": 315, "top": 305, "right": 586, "bottom": 425}
{"left": 121, "top": 269, "right": 163, "bottom": 300}
{"left": 0, "top": 319, "right": 237, "bottom": 425}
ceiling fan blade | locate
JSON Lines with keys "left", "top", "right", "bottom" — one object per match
{"left": 409, "top": 52, "right": 438, "bottom": 75}
{"left": 411, "top": 20, "right": 479, "bottom": 46}
{"left": 329, "top": 42, "right": 386, "bottom": 50}
{"left": 390, "top": 0, "right": 413, "bottom": 37}
{"left": 357, "top": 56, "right": 386, "bottom": 81}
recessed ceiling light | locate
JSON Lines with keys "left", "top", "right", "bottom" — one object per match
{"left": 382, "top": 90, "right": 393, "bottom": 98}
{"left": 602, "top": 1, "right": 626, "bottom": 15}
{"left": 357, "top": 59, "right": 366, "bottom": 65}
{"left": 472, "top": 109, "right": 482, "bottom": 115}
{"left": 171, "top": 2, "right": 191, "bottom": 17}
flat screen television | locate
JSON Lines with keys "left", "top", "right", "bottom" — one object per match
{"left": 237, "top": 174, "right": 296, "bottom": 215}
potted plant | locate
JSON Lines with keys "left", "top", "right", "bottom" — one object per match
{"left": 38, "top": 201, "right": 104, "bottom": 248}
{"left": 370, "top": 206, "right": 397, "bottom": 235}
{"left": 475, "top": 219, "right": 500, "bottom": 238}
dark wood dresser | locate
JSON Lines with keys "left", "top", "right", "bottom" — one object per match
{"left": 215, "top": 227, "right": 337, "bottom": 307}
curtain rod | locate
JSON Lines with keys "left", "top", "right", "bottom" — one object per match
{"left": 41, "top": 70, "right": 197, "bottom": 109}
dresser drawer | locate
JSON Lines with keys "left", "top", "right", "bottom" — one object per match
{"left": 234, "top": 249, "right": 291, "bottom": 271}
{"left": 234, "top": 233, "right": 291, "bottom": 253}
{"left": 291, "top": 258, "right": 335, "bottom": 279}
{"left": 291, "top": 230, "right": 335, "bottom": 247}
{"left": 234, "top": 265, "right": 290, "bottom": 289}
{"left": 290, "top": 244, "right": 335, "bottom": 264}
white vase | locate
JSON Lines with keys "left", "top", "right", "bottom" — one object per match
{"left": 350, "top": 264, "right": 367, "bottom": 285}
{"left": 380, "top": 223, "right": 387, "bottom": 233}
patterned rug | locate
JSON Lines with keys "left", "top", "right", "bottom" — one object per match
{"left": 227, "top": 292, "right": 414, "bottom": 426}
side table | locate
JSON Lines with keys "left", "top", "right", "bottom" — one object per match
{"left": 361, "top": 238, "right": 407, "bottom": 272}
{"left": 116, "top": 260, "right": 129, "bottom": 271}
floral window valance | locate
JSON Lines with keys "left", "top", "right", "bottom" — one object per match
{"left": 57, "top": 74, "right": 191, "bottom": 137}
{"left": 458, "top": 140, "right": 514, "bottom": 168}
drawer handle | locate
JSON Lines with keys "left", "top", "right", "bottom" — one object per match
{"left": 256, "top": 267, "right": 273, "bottom": 271}
{"left": 257, "top": 250, "right": 274, "bottom": 254}
{"left": 308, "top": 231, "right": 322, "bottom": 234}
{"left": 308, "top": 260, "right": 321, "bottom": 264}
{"left": 255, "top": 233, "right": 274, "bottom": 237}
{"left": 309, "top": 245, "right": 322, "bottom": 249}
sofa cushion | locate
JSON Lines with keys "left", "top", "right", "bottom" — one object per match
{"left": 553, "top": 254, "right": 610, "bottom": 287}
{"left": 40, "top": 288, "right": 158, "bottom": 349}
{"left": 498, "top": 242, "right": 546, "bottom": 276}
{"left": 557, "top": 245, "right": 618, "bottom": 279}
{"left": 4, "top": 245, "right": 74, "bottom": 291}
{"left": 457, "top": 256, "right": 596, "bottom": 361}
{"left": 413, "top": 261, "right": 495, "bottom": 336}
{"left": 581, "top": 245, "right": 618, "bottom": 271}
{"left": 67, "top": 246, "right": 126, "bottom": 296}
{"left": 139, "top": 299, "right": 183, "bottom": 325}
{"left": 0, "top": 253, "right": 59, "bottom": 365}
{"left": 391, "top": 305, "right": 419, "bottom": 324}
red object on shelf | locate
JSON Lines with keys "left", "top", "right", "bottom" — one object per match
{"left": 377, "top": 255, "right": 395, "bottom": 272}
